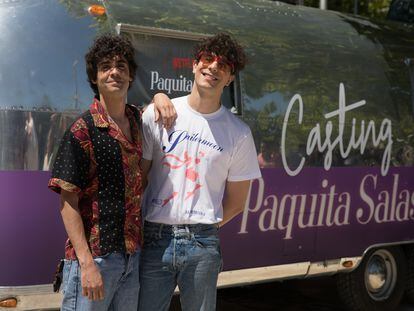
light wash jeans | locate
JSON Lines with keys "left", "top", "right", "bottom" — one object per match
{"left": 61, "top": 250, "right": 140, "bottom": 311}
{"left": 138, "top": 221, "right": 222, "bottom": 311}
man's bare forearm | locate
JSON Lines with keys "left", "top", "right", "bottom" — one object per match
{"left": 220, "top": 204, "right": 245, "bottom": 227}
{"left": 60, "top": 189, "right": 104, "bottom": 300}
{"left": 219, "top": 180, "right": 251, "bottom": 227}
{"left": 60, "top": 190, "right": 93, "bottom": 266}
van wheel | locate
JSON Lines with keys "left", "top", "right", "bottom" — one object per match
{"left": 404, "top": 245, "right": 414, "bottom": 303}
{"left": 336, "top": 246, "right": 406, "bottom": 311}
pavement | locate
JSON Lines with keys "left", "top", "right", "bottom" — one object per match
{"left": 171, "top": 277, "right": 414, "bottom": 310}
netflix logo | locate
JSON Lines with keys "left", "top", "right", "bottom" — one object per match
{"left": 172, "top": 57, "right": 192, "bottom": 69}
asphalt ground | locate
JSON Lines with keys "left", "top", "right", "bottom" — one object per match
{"left": 170, "top": 277, "right": 414, "bottom": 311}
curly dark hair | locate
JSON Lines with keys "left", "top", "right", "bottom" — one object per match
{"left": 193, "top": 32, "right": 247, "bottom": 74}
{"left": 85, "top": 34, "right": 137, "bottom": 97}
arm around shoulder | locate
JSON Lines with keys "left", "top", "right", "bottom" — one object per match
{"left": 152, "top": 92, "right": 177, "bottom": 129}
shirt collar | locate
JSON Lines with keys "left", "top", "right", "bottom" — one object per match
{"left": 89, "top": 98, "right": 140, "bottom": 146}
{"left": 90, "top": 98, "right": 111, "bottom": 128}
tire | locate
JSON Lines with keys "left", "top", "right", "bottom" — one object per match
{"left": 404, "top": 245, "right": 414, "bottom": 303}
{"left": 336, "top": 246, "right": 407, "bottom": 311}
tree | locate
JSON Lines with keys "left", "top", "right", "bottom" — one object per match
{"left": 276, "top": 0, "right": 393, "bottom": 19}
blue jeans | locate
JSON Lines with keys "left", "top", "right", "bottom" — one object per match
{"left": 138, "top": 221, "right": 222, "bottom": 311}
{"left": 61, "top": 250, "right": 140, "bottom": 311}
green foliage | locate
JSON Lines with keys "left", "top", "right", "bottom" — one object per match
{"left": 58, "top": 0, "right": 114, "bottom": 34}
{"left": 303, "top": 0, "right": 392, "bottom": 19}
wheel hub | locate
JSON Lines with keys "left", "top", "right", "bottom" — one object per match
{"left": 364, "top": 249, "right": 397, "bottom": 301}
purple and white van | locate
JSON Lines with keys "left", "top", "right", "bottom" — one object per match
{"left": 1, "top": 0, "right": 413, "bottom": 310}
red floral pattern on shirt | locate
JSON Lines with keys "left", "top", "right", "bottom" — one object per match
{"left": 48, "top": 99, "right": 143, "bottom": 259}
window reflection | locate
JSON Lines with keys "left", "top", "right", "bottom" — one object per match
{"left": 126, "top": 32, "right": 240, "bottom": 112}
{"left": 0, "top": 0, "right": 97, "bottom": 112}
{"left": 0, "top": 0, "right": 103, "bottom": 170}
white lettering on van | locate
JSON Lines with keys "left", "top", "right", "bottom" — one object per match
{"left": 240, "top": 178, "right": 265, "bottom": 233}
{"left": 239, "top": 178, "right": 351, "bottom": 239}
{"left": 357, "top": 173, "right": 414, "bottom": 224}
{"left": 150, "top": 71, "right": 193, "bottom": 94}
{"left": 240, "top": 173, "right": 414, "bottom": 238}
{"left": 281, "top": 83, "right": 393, "bottom": 176}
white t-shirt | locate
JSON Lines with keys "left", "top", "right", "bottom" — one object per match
{"left": 142, "top": 95, "right": 261, "bottom": 224}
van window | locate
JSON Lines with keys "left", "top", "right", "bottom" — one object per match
{"left": 0, "top": 0, "right": 107, "bottom": 170}
{"left": 119, "top": 26, "right": 242, "bottom": 114}
{"left": 0, "top": 0, "right": 103, "bottom": 112}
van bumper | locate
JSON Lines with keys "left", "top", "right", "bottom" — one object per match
{"left": 0, "top": 284, "right": 62, "bottom": 310}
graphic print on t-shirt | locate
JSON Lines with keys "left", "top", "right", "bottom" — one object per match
{"left": 142, "top": 96, "right": 261, "bottom": 224}
{"left": 161, "top": 150, "right": 206, "bottom": 206}
{"left": 162, "top": 130, "right": 224, "bottom": 153}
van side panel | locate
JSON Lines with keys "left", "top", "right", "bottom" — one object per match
{"left": 0, "top": 172, "right": 64, "bottom": 285}
{"left": 1, "top": 0, "right": 414, "bottom": 293}
{"left": 0, "top": 0, "right": 112, "bottom": 287}
{"left": 220, "top": 167, "right": 414, "bottom": 270}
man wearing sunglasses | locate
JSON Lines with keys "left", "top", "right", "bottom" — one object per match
{"left": 139, "top": 33, "right": 261, "bottom": 311}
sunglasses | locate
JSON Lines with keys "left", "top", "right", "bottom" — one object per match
{"left": 198, "top": 52, "right": 235, "bottom": 73}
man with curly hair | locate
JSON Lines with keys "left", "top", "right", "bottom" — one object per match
{"left": 139, "top": 33, "right": 261, "bottom": 311}
{"left": 48, "top": 34, "right": 174, "bottom": 311}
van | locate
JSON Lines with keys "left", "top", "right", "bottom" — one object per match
{"left": 1, "top": 0, "right": 413, "bottom": 310}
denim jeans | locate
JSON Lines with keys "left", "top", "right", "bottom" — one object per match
{"left": 61, "top": 250, "right": 140, "bottom": 311}
{"left": 138, "top": 221, "right": 222, "bottom": 311}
